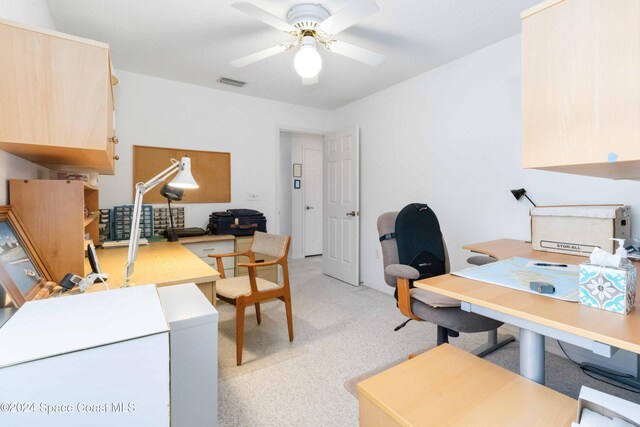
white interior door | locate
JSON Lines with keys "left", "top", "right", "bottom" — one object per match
{"left": 303, "top": 147, "right": 323, "bottom": 256}
{"left": 322, "top": 127, "right": 360, "bottom": 286}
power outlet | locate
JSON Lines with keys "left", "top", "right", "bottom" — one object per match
{"left": 248, "top": 192, "right": 260, "bottom": 201}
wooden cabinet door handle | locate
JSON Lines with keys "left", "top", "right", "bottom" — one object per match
{"left": 114, "top": 155, "right": 120, "bottom": 160}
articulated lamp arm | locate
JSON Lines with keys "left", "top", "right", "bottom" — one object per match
{"left": 123, "top": 159, "right": 180, "bottom": 287}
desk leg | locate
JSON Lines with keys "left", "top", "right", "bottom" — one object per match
{"left": 520, "top": 328, "right": 545, "bottom": 384}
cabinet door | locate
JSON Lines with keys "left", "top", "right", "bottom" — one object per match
{"left": 0, "top": 21, "right": 114, "bottom": 174}
{"left": 522, "top": 0, "right": 640, "bottom": 175}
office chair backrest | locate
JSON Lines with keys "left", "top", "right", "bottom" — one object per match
{"left": 396, "top": 203, "right": 446, "bottom": 279}
{"left": 377, "top": 210, "right": 451, "bottom": 289}
{"left": 377, "top": 212, "right": 401, "bottom": 287}
{"left": 251, "top": 231, "right": 289, "bottom": 260}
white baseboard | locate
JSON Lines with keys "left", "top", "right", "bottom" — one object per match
{"left": 361, "top": 279, "right": 394, "bottom": 296}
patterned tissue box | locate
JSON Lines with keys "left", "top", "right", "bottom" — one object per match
{"left": 579, "top": 263, "right": 637, "bottom": 314}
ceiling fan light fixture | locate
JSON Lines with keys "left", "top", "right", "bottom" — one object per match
{"left": 294, "top": 36, "right": 322, "bottom": 79}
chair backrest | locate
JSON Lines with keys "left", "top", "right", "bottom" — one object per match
{"left": 377, "top": 211, "right": 451, "bottom": 288}
{"left": 251, "top": 231, "right": 290, "bottom": 260}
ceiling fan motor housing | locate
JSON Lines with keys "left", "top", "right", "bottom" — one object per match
{"left": 287, "top": 4, "right": 330, "bottom": 30}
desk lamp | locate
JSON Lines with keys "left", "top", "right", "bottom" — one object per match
{"left": 160, "top": 183, "right": 184, "bottom": 242}
{"left": 510, "top": 188, "right": 537, "bottom": 207}
{"left": 124, "top": 157, "right": 198, "bottom": 287}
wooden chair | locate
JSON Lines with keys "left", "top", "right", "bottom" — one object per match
{"left": 209, "top": 232, "right": 293, "bottom": 366}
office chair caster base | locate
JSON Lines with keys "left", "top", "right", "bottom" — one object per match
{"left": 472, "top": 331, "right": 516, "bottom": 358}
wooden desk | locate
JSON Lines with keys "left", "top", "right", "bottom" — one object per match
{"left": 415, "top": 239, "right": 640, "bottom": 384}
{"left": 82, "top": 242, "right": 220, "bottom": 306}
{"left": 358, "top": 344, "right": 577, "bottom": 427}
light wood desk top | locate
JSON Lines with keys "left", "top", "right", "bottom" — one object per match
{"left": 83, "top": 242, "right": 220, "bottom": 288}
{"left": 358, "top": 344, "right": 577, "bottom": 426}
{"left": 176, "top": 234, "right": 235, "bottom": 244}
{"left": 415, "top": 239, "right": 640, "bottom": 354}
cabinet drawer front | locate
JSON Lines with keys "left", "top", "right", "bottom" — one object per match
{"left": 183, "top": 241, "right": 234, "bottom": 269}
{"left": 198, "top": 254, "right": 234, "bottom": 271}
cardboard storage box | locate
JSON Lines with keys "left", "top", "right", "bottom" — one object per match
{"left": 531, "top": 205, "right": 630, "bottom": 256}
{"left": 572, "top": 386, "right": 640, "bottom": 426}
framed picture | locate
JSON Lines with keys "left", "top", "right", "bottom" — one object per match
{"left": 293, "top": 163, "right": 302, "bottom": 178}
{"left": 0, "top": 206, "right": 54, "bottom": 308}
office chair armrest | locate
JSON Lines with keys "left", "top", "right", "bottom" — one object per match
{"left": 386, "top": 264, "right": 420, "bottom": 280}
{"left": 237, "top": 259, "right": 279, "bottom": 268}
{"left": 397, "top": 277, "right": 421, "bottom": 321}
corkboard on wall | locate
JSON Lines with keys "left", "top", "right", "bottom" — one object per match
{"left": 133, "top": 145, "right": 231, "bottom": 203}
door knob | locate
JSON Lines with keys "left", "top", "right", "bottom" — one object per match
{"left": 346, "top": 211, "right": 357, "bottom": 217}
{"left": 306, "top": 206, "right": 313, "bottom": 210}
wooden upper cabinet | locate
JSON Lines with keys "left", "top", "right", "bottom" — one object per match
{"left": 0, "top": 19, "right": 117, "bottom": 175}
{"left": 522, "top": 0, "right": 640, "bottom": 179}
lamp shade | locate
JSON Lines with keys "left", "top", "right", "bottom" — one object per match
{"left": 169, "top": 157, "right": 199, "bottom": 189}
{"left": 511, "top": 188, "right": 526, "bottom": 201}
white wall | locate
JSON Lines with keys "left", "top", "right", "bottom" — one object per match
{"left": 0, "top": 0, "right": 56, "bottom": 29}
{"left": 332, "top": 34, "right": 640, "bottom": 295}
{"left": 99, "top": 70, "right": 331, "bottom": 231}
{"left": 0, "top": 0, "right": 56, "bottom": 204}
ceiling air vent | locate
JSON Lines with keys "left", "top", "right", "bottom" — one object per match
{"left": 217, "top": 77, "right": 246, "bottom": 87}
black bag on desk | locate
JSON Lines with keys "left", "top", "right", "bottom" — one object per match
{"left": 207, "top": 209, "right": 267, "bottom": 236}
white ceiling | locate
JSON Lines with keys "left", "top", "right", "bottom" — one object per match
{"left": 46, "top": 0, "right": 540, "bottom": 110}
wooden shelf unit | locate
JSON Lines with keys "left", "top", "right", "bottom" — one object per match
{"left": 9, "top": 179, "right": 100, "bottom": 282}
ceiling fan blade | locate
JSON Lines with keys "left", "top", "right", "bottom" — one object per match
{"left": 232, "top": 2, "right": 296, "bottom": 32}
{"left": 326, "top": 40, "right": 384, "bottom": 66}
{"left": 230, "top": 44, "right": 291, "bottom": 68}
{"left": 302, "top": 75, "right": 319, "bottom": 85}
{"left": 319, "top": 0, "right": 379, "bottom": 35}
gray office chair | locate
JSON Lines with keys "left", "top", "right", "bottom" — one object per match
{"left": 378, "top": 211, "right": 514, "bottom": 355}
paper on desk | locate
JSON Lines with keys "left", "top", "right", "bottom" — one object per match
{"left": 525, "top": 260, "right": 579, "bottom": 273}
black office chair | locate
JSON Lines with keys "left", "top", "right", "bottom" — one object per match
{"left": 377, "top": 211, "right": 514, "bottom": 355}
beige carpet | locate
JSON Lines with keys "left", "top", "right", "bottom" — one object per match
{"left": 218, "top": 257, "right": 640, "bottom": 426}
{"left": 217, "top": 300, "right": 308, "bottom": 380}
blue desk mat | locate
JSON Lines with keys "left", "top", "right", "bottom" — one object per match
{"left": 452, "top": 257, "right": 580, "bottom": 302}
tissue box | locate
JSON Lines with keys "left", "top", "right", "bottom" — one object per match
{"left": 575, "top": 386, "right": 640, "bottom": 425}
{"left": 531, "top": 205, "right": 630, "bottom": 256}
{"left": 579, "top": 262, "right": 636, "bottom": 314}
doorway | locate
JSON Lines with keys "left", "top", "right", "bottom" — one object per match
{"left": 278, "top": 130, "right": 324, "bottom": 259}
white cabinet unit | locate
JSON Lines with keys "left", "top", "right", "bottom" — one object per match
{"left": 0, "top": 285, "right": 170, "bottom": 427}
{"left": 157, "top": 284, "right": 218, "bottom": 427}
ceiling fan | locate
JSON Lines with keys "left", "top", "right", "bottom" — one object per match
{"left": 230, "top": 0, "right": 385, "bottom": 85}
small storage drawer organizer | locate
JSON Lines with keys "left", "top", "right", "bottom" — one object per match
{"left": 112, "top": 205, "right": 153, "bottom": 240}
{"left": 153, "top": 206, "right": 185, "bottom": 237}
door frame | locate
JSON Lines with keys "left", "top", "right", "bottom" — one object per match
{"left": 274, "top": 125, "right": 326, "bottom": 242}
